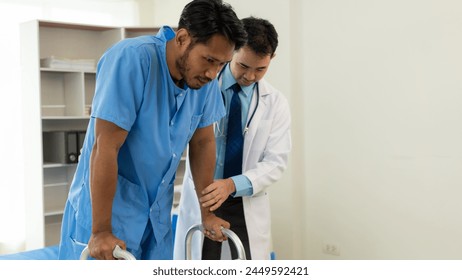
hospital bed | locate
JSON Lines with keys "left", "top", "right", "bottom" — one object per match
{"left": 0, "top": 244, "right": 134, "bottom": 260}
{"left": 0, "top": 245, "right": 59, "bottom": 260}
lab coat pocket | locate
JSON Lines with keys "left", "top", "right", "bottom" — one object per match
{"left": 248, "top": 192, "right": 270, "bottom": 235}
{"left": 249, "top": 120, "right": 271, "bottom": 158}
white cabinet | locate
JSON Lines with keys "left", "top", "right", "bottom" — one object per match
{"left": 20, "top": 20, "right": 187, "bottom": 250}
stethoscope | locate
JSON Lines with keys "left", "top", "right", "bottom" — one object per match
{"left": 217, "top": 65, "right": 260, "bottom": 135}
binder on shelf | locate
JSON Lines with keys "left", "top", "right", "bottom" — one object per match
{"left": 42, "top": 130, "right": 86, "bottom": 164}
{"left": 77, "top": 131, "right": 86, "bottom": 161}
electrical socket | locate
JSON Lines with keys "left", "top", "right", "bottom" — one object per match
{"left": 323, "top": 243, "right": 340, "bottom": 256}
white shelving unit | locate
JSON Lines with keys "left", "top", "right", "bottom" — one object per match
{"left": 20, "top": 20, "right": 186, "bottom": 250}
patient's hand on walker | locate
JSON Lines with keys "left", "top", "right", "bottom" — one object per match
{"left": 200, "top": 178, "right": 235, "bottom": 211}
{"left": 88, "top": 231, "right": 126, "bottom": 260}
{"left": 202, "top": 213, "right": 230, "bottom": 242}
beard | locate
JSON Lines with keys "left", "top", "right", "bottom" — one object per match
{"left": 175, "top": 46, "right": 211, "bottom": 90}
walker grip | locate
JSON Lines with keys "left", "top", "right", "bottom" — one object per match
{"left": 185, "top": 224, "right": 246, "bottom": 260}
{"left": 80, "top": 245, "right": 136, "bottom": 260}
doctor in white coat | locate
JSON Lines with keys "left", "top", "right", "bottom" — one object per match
{"left": 173, "top": 17, "right": 291, "bottom": 260}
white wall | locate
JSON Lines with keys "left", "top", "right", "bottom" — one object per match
{"left": 301, "top": 0, "right": 462, "bottom": 259}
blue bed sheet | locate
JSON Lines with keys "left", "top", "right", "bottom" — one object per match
{"left": 0, "top": 245, "right": 59, "bottom": 260}
{"left": 0, "top": 216, "right": 179, "bottom": 260}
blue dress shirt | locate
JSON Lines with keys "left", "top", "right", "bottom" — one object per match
{"left": 215, "top": 64, "right": 254, "bottom": 196}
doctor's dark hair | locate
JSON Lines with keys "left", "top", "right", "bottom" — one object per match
{"left": 178, "top": 0, "right": 247, "bottom": 50}
{"left": 242, "top": 17, "right": 279, "bottom": 57}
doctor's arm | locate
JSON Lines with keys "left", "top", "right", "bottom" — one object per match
{"left": 87, "top": 118, "right": 128, "bottom": 260}
{"left": 201, "top": 97, "right": 292, "bottom": 211}
{"left": 188, "top": 124, "right": 230, "bottom": 241}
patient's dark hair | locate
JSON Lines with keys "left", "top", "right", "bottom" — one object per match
{"left": 242, "top": 16, "right": 279, "bottom": 57}
{"left": 178, "top": 0, "right": 247, "bottom": 50}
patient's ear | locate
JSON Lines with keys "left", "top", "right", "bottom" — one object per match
{"left": 176, "top": 28, "right": 192, "bottom": 50}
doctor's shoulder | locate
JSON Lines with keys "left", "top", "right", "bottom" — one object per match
{"left": 258, "top": 79, "right": 289, "bottom": 107}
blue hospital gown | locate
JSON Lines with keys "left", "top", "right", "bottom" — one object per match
{"left": 58, "top": 26, "right": 225, "bottom": 260}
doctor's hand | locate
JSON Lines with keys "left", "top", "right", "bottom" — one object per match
{"left": 202, "top": 213, "right": 230, "bottom": 242}
{"left": 200, "top": 178, "right": 235, "bottom": 211}
{"left": 87, "top": 231, "right": 126, "bottom": 260}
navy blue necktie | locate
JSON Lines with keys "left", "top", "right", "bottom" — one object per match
{"left": 223, "top": 83, "right": 243, "bottom": 178}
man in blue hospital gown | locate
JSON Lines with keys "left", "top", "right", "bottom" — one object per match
{"left": 57, "top": 0, "right": 247, "bottom": 260}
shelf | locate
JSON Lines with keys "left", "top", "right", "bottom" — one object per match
{"left": 44, "top": 209, "right": 65, "bottom": 217}
{"left": 43, "top": 165, "right": 76, "bottom": 187}
{"left": 174, "top": 184, "right": 182, "bottom": 194}
{"left": 39, "top": 20, "right": 116, "bottom": 31}
{"left": 42, "top": 117, "right": 89, "bottom": 132}
{"left": 44, "top": 215, "right": 63, "bottom": 247}
{"left": 39, "top": 23, "right": 122, "bottom": 62}
{"left": 173, "top": 185, "right": 182, "bottom": 208}
{"left": 44, "top": 184, "right": 69, "bottom": 215}
{"left": 42, "top": 116, "right": 90, "bottom": 120}
{"left": 41, "top": 67, "right": 96, "bottom": 74}
{"left": 124, "top": 27, "right": 159, "bottom": 38}
{"left": 43, "top": 162, "right": 77, "bottom": 168}
{"left": 43, "top": 182, "right": 68, "bottom": 188}
{"left": 42, "top": 105, "right": 65, "bottom": 108}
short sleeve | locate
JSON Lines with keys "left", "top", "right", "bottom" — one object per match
{"left": 91, "top": 43, "right": 149, "bottom": 131}
{"left": 197, "top": 80, "right": 226, "bottom": 128}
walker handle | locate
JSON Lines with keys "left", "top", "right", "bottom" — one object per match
{"left": 80, "top": 245, "right": 136, "bottom": 260}
{"left": 185, "top": 224, "right": 246, "bottom": 260}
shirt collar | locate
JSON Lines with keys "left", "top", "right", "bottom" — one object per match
{"left": 156, "top": 26, "right": 176, "bottom": 41}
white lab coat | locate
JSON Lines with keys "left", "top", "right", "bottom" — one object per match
{"left": 173, "top": 78, "right": 291, "bottom": 260}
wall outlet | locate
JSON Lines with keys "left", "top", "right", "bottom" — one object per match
{"left": 323, "top": 243, "right": 340, "bottom": 256}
